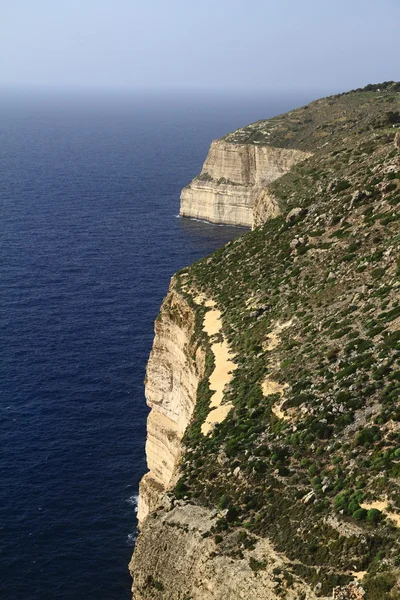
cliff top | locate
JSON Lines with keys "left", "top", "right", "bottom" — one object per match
{"left": 223, "top": 81, "right": 400, "bottom": 152}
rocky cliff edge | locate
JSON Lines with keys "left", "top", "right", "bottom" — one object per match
{"left": 179, "top": 140, "right": 311, "bottom": 227}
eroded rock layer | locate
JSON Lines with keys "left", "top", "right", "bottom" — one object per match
{"left": 137, "top": 281, "right": 205, "bottom": 525}
{"left": 179, "top": 140, "right": 311, "bottom": 226}
{"left": 130, "top": 504, "right": 323, "bottom": 600}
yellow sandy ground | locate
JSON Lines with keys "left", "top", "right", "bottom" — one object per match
{"left": 194, "top": 299, "right": 237, "bottom": 435}
{"left": 262, "top": 320, "right": 293, "bottom": 420}
{"left": 360, "top": 500, "right": 400, "bottom": 527}
{"left": 264, "top": 319, "right": 293, "bottom": 351}
{"left": 351, "top": 571, "right": 367, "bottom": 581}
{"left": 262, "top": 378, "right": 289, "bottom": 420}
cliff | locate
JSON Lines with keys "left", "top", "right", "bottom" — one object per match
{"left": 180, "top": 140, "right": 311, "bottom": 227}
{"left": 131, "top": 83, "right": 400, "bottom": 600}
{"left": 137, "top": 281, "right": 205, "bottom": 525}
{"left": 180, "top": 81, "right": 400, "bottom": 228}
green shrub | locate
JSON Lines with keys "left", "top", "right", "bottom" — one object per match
{"left": 353, "top": 508, "right": 368, "bottom": 521}
{"left": 175, "top": 478, "right": 188, "bottom": 499}
{"left": 218, "top": 494, "right": 229, "bottom": 509}
{"left": 363, "top": 571, "right": 397, "bottom": 599}
{"left": 333, "top": 180, "right": 351, "bottom": 193}
{"left": 355, "top": 427, "right": 380, "bottom": 446}
{"left": 249, "top": 557, "right": 267, "bottom": 572}
{"left": 226, "top": 506, "right": 240, "bottom": 523}
{"left": 366, "top": 508, "right": 382, "bottom": 523}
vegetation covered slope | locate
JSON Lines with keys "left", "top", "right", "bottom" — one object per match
{"left": 223, "top": 81, "right": 400, "bottom": 151}
{"left": 172, "top": 84, "right": 400, "bottom": 598}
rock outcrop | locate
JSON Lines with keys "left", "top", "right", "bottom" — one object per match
{"left": 180, "top": 140, "right": 311, "bottom": 227}
{"left": 130, "top": 504, "right": 324, "bottom": 600}
{"left": 253, "top": 188, "right": 281, "bottom": 228}
{"left": 137, "top": 280, "right": 205, "bottom": 526}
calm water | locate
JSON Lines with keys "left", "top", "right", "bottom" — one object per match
{"left": 0, "top": 89, "right": 311, "bottom": 600}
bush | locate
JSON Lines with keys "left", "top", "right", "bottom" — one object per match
{"left": 175, "top": 478, "right": 188, "bottom": 499}
{"left": 249, "top": 557, "right": 267, "bottom": 572}
{"left": 334, "top": 493, "right": 349, "bottom": 513}
{"left": 308, "top": 463, "right": 318, "bottom": 476}
{"left": 387, "top": 111, "right": 400, "bottom": 124}
{"left": 355, "top": 427, "right": 380, "bottom": 446}
{"left": 348, "top": 499, "right": 360, "bottom": 514}
{"left": 218, "top": 494, "right": 229, "bottom": 510}
{"left": 226, "top": 505, "right": 240, "bottom": 523}
{"left": 363, "top": 571, "right": 397, "bottom": 599}
{"left": 333, "top": 180, "right": 351, "bottom": 193}
{"left": 366, "top": 508, "right": 382, "bottom": 523}
{"left": 353, "top": 508, "right": 368, "bottom": 521}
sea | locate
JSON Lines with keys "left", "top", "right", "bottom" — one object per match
{"left": 0, "top": 88, "right": 313, "bottom": 600}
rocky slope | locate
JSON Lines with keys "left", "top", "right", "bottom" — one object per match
{"left": 180, "top": 140, "right": 311, "bottom": 227}
{"left": 131, "top": 503, "right": 328, "bottom": 600}
{"left": 131, "top": 82, "right": 400, "bottom": 600}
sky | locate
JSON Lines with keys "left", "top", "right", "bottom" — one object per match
{"left": 1, "top": 0, "right": 399, "bottom": 94}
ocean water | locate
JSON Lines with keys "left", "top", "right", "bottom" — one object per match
{"left": 0, "top": 89, "right": 311, "bottom": 600}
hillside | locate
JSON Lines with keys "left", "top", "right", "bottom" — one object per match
{"left": 180, "top": 81, "right": 400, "bottom": 227}
{"left": 131, "top": 83, "right": 400, "bottom": 600}
{"left": 223, "top": 81, "right": 400, "bottom": 150}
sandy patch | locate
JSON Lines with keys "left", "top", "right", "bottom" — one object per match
{"left": 351, "top": 571, "right": 367, "bottom": 581}
{"left": 261, "top": 320, "right": 293, "bottom": 420}
{"left": 208, "top": 339, "right": 237, "bottom": 409}
{"left": 203, "top": 300, "right": 221, "bottom": 336}
{"left": 195, "top": 298, "right": 237, "bottom": 436}
{"left": 385, "top": 512, "right": 400, "bottom": 527}
{"left": 262, "top": 379, "right": 288, "bottom": 397}
{"left": 271, "top": 401, "right": 290, "bottom": 421}
{"left": 264, "top": 319, "right": 293, "bottom": 351}
{"left": 360, "top": 500, "right": 400, "bottom": 527}
{"left": 262, "top": 378, "right": 290, "bottom": 420}
{"left": 193, "top": 292, "right": 207, "bottom": 306}
{"left": 203, "top": 405, "right": 233, "bottom": 433}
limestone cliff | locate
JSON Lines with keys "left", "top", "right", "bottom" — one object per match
{"left": 137, "top": 280, "right": 205, "bottom": 526}
{"left": 179, "top": 140, "right": 311, "bottom": 227}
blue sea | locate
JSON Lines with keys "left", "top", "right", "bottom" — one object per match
{"left": 0, "top": 89, "right": 311, "bottom": 600}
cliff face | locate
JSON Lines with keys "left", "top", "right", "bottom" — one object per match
{"left": 137, "top": 281, "right": 205, "bottom": 526}
{"left": 253, "top": 188, "right": 281, "bottom": 228}
{"left": 179, "top": 140, "right": 311, "bottom": 227}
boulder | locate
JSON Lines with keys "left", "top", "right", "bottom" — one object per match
{"left": 286, "top": 207, "right": 307, "bottom": 223}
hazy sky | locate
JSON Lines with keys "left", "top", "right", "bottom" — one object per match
{"left": 1, "top": 0, "right": 399, "bottom": 93}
